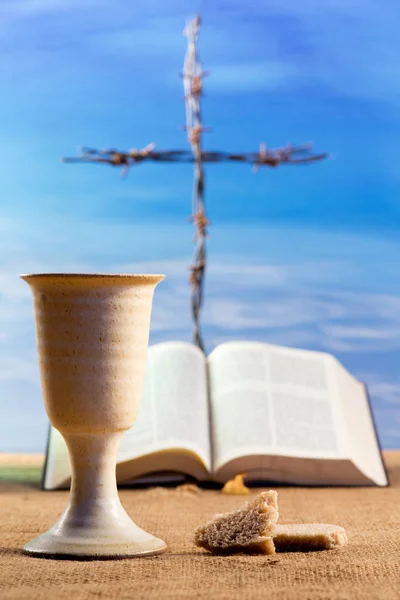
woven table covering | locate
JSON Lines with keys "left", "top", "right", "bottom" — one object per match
{"left": 0, "top": 451, "right": 399, "bottom": 600}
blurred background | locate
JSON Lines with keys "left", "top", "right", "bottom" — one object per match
{"left": 1, "top": 0, "right": 400, "bottom": 456}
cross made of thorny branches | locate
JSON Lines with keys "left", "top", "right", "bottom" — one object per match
{"left": 63, "top": 15, "right": 328, "bottom": 352}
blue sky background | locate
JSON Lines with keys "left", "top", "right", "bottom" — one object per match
{"left": 1, "top": 0, "right": 400, "bottom": 452}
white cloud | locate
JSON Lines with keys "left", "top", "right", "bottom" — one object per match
{"left": 0, "top": 355, "right": 39, "bottom": 384}
{"left": 120, "top": 255, "right": 400, "bottom": 357}
{"left": 359, "top": 375, "right": 400, "bottom": 406}
{"left": 208, "top": 261, "right": 287, "bottom": 287}
{"left": 367, "top": 392, "right": 400, "bottom": 448}
{"left": 321, "top": 325, "right": 400, "bottom": 341}
{"left": 209, "top": 329, "right": 319, "bottom": 350}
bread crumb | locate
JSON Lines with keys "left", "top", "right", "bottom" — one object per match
{"left": 144, "top": 486, "right": 171, "bottom": 496}
{"left": 175, "top": 483, "right": 202, "bottom": 495}
{"left": 221, "top": 473, "right": 250, "bottom": 495}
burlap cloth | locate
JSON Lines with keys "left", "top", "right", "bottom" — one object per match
{"left": 0, "top": 451, "right": 399, "bottom": 600}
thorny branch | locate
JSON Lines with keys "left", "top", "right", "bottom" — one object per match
{"left": 63, "top": 144, "right": 328, "bottom": 177}
{"left": 62, "top": 15, "right": 328, "bottom": 351}
{"left": 183, "top": 15, "right": 207, "bottom": 351}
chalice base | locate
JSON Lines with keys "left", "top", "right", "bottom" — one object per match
{"left": 22, "top": 502, "right": 167, "bottom": 559}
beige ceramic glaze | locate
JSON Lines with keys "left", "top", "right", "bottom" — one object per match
{"left": 21, "top": 273, "right": 166, "bottom": 559}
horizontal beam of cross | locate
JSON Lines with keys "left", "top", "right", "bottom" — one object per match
{"left": 63, "top": 143, "right": 328, "bottom": 179}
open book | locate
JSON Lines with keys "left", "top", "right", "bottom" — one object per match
{"left": 42, "top": 341, "right": 388, "bottom": 490}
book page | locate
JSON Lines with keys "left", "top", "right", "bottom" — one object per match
{"left": 267, "top": 345, "right": 346, "bottom": 455}
{"left": 208, "top": 342, "right": 346, "bottom": 473}
{"left": 118, "top": 341, "right": 211, "bottom": 471}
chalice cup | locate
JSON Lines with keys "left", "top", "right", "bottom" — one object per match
{"left": 21, "top": 273, "right": 166, "bottom": 559}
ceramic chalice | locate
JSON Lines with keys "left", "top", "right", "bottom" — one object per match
{"left": 21, "top": 273, "right": 166, "bottom": 559}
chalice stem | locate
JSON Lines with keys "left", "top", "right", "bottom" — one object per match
{"left": 63, "top": 432, "right": 123, "bottom": 528}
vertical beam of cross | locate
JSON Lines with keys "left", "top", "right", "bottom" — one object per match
{"left": 183, "top": 15, "right": 209, "bottom": 352}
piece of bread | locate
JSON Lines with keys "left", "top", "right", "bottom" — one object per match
{"left": 194, "top": 491, "right": 279, "bottom": 555}
{"left": 273, "top": 524, "right": 348, "bottom": 551}
{"left": 221, "top": 473, "right": 250, "bottom": 495}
